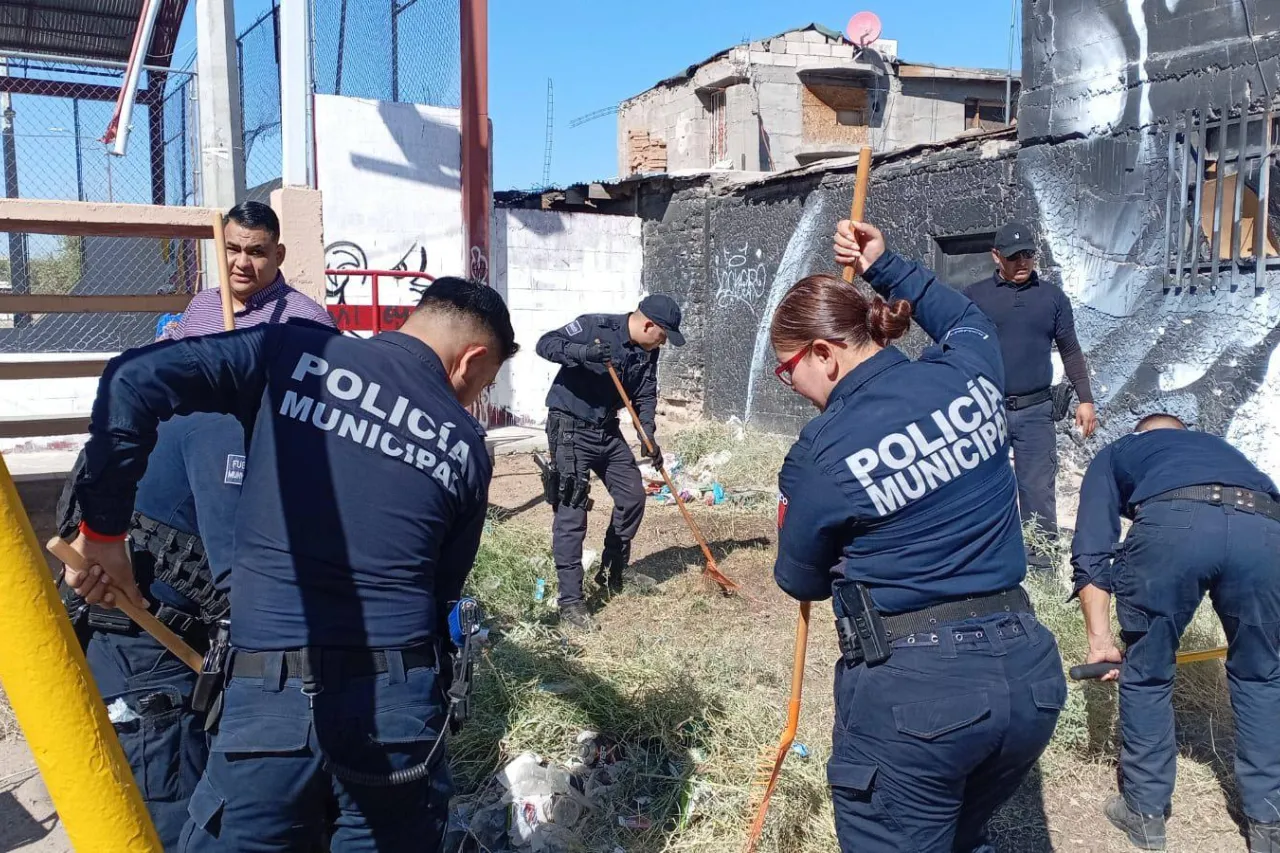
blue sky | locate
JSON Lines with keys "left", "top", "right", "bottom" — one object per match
{"left": 174, "top": 0, "right": 1022, "bottom": 192}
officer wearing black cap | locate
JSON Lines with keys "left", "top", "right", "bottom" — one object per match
{"left": 62, "top": 278, "right": 517, "bottom": 852}
{"left": 1071, "top": 413, "right": 1280, "bottom": 852}
{"left": 535, "top": 294, "right": 685, "bottom": 629}
{"left": 773, "top": 219, "right": 1066, "bottom": 852}
{"left": 964, "top": 222, "right": 1097, "bottom": 569}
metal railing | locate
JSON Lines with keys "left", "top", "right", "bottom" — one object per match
{"left": 324, "top": 268, "right": 436, "bottom": 334}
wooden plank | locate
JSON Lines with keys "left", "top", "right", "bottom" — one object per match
{"left": 0, "top": 359, "right": 110, "bottom": 380}
{"left": 0, "top": 416, "right": 90, "bottom": 439}
{"left": 0, "top": 199, "right": 218, "bottom": 238}
{"left": 0, "top": 294, "right": 192, "bottom": 313}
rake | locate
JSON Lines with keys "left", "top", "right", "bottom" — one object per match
{"left": 743, "top": 144, "right": 874, "bottom": 852}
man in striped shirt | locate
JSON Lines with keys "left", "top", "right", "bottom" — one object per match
{"left": 166, "top": 201, "right": 334, "bottom": 339}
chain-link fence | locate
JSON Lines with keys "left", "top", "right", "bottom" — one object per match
{"left": 311, "top": 0, "right": 460, "bottom": 106}
{"left": 236, "top": 0, "right": 462, "bottom": 197}
{"left": 238, "top": 6, "right": 284, "bottom": 200}
{"left": 0, "top": 57, "right": 201, "bottom": 353}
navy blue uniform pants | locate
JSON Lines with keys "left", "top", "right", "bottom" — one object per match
{"left": 1008, "top": 399, "right": 1057, "bottom": 566}
{"left": 1114, "top": 499, "right": 1280, "bottom": 822}
{"left": 86, "top": 629, "right": 208, "bottom": 851}
{"left": 828, "top": 612, "right": 1064, "bottom": 852}
{"left": 551, "top": 422, "right": 646, "bottom": 605}
{"left": 179, "top": 651, "right": 451, "bottom": 852}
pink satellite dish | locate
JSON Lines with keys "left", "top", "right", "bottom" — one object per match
{"left": 845, "top": 11, "right": 883, "bottom": 47}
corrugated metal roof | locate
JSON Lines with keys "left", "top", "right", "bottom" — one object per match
{"left": 0, "top": 0, "right": 189, "bottom": 65}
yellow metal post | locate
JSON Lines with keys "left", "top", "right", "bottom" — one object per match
{"left": 0, "top": 454, "right": 161, "bottom": 851}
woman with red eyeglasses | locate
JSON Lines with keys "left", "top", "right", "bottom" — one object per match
{"left": 771, "top": 218, "right": 1065, "bottom": 853}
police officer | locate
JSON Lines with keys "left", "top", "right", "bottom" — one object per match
{"left": 53, "top": 202, "right": 335, "bottom": 850}
{"left": 63, "top": 277, "right": 517, "bottom": 852}
{"left": 535, "top": 295, "right": 685, "bottom": 629}
{"left": 55, "top": 414, "right": 239, "bottom": 849}
{"left": 964, "top": 222, "right": 1098, "bottom": 569}
{"left": 772, "top": 219, "right": 1066, "bottom": 852}
{"left": 1071, "top": 414, "right": 1280, "bottom": 852}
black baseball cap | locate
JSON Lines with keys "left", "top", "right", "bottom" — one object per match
{"left": 994, "top": 222, "right": 1037, "bottom": 257}
{"left": 638, "top": 294, "right": 685, "bottom": 346}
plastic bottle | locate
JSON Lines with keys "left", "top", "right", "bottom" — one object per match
{"left": 534, "top": 577, "right": 546, "bottom": 602}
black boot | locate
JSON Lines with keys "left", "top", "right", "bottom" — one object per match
{"left": 1250, "top": 820, "right": 1280, "bottom": 853}
{"left": 559, "top": 601, "right": 596, "bottom": 631}
{"left": 596, "top": 536, "right": 630, "bottom": 593}
{"left": 1104, "top": 794, "right": 1166, "bottom": 851}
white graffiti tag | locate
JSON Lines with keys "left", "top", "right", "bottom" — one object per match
{"left": 713, "top": 243, "right": 769, "bottom": 314}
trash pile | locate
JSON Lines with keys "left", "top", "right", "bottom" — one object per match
{"left": 639, "top": 443, "right": 769, "bottom": 508}
{"left": 444, "top": 731, "right": 715, "bottom": 852}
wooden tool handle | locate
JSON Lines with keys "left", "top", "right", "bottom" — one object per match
{"left": 47, "top": 537, "right": 204, "bottom": 672}
{"left": 600, "top": 352, "right": 737, "bottom": 591}
{"left": 842, "top": 146, "right": 874, "bottom": 284}
{"left": 211, "top": 210, "right": 235, "bottom": 332}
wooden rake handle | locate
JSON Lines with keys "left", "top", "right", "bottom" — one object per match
{"left": 600, "top": 354, "right": 738, "bottom": 592}
{"left": 841, "top": 146, "right": 874, "bottom": 284}
{"left": 47, "top": 537, "right": 204, "bottom": 672}
{"left": 744, "top": 601, "right": 812, "bottom": 852}
{"left": 211, "top": 209, "right": 235, "bottom": 332}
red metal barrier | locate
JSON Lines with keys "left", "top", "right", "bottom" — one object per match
{"left": 324, "top": 269, "right": 435, "bottom": 333}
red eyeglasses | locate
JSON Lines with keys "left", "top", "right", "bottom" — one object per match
{"left": 775, "top": 344, "right": 813, "bottom": 387}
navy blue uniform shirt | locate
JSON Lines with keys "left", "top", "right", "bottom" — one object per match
{"left": 537, "top": 314, "right": 658, "bottom": 436}
{"left": 76, "top": 321, "right": 491, "bottom": 652}
{"left": 963, "top": 272, "right": 1094, "bottom": 403}
{"left": 1070, "top": 429, "right": 1278, "bottom": 594}
{"left": 134, "top": 413, "right": 245, "bottom": 592}
{"left": 775, "top": 253, "right": 1026, "bottom": 615}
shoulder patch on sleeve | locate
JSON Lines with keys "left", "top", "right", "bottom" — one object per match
{"left": 564, "top": 319, "right": 583, "bottom": 336}
{"left": 777, "top": 492, "right": 789, "bottom": 531}
{"left": 224, "top": 454, "right": 246, "bottom": 485}
{"left": 943, "top": 326, "right": 990, "bottom": 342}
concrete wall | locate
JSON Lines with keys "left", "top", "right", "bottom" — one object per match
{"left": 315, "top": 94, "right": 464, "bottom": 309}
{"left": 617, "top": 30, "right": 1015, "bottom": 176}
{"left": 492, "top": 208, "right": 644, "bottom": 425}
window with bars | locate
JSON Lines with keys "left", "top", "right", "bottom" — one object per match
{"left": 1164, "top": 107, "right": 1279, "bottom": 292}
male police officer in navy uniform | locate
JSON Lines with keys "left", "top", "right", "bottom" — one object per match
{"left": 1072, "top": 414, "right": 1280, "bottom": 852}
{"left": 54, "top": 202, "right": 335, "bottom": 850}
{"left": 965, "top": 223, "right": 1098, "bottom": 569}
{"left": 535, "top": 295, "right": 685, "bottom": 629}
{"left": 63, "top": 278, "right": 517, "bottom": 852}
{"left": 56, "top": 414, "right": 241, "bottom": 848}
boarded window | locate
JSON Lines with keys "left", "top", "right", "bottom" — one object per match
{"left": 1165, "top": 108, "right": 1278, "bottom": 291}
{"left": 708, "top": 89, "right": 727, "bottom": 163}
{"left": 802, "top": 84, "right": 870, "bottom": 145}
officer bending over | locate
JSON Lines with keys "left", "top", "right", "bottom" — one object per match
{"left": 1072, "top": 414, "right": 1280, "bottom": 852}
{"left": 535, "top": 295, "right": 685, "bottom": 630}
{"left": 54, "top": 201, "right": 333, "bottom": 850}
{"left": 772, "top": 219, "right": 1065, "bottom": 852}
{"left": 64, "top": 278, "right": 516, "bottom": 852}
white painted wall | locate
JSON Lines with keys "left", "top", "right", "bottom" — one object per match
{"left": 315, "top": 94, "right": 464, "bottom": 307}
{"left": 493, "top": 209, "right": 644, "bottom": 425}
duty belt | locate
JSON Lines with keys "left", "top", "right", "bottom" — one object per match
{"left": 229, "top": 644, "right": 438, "bottom": 690}
{"left": 882, "top": 586, "right": 1032, "bottom": 640}
{"left": 1144, "top": 484, "right": 1280, "bottom": 524}
{"left": 87, "top": 602, "right": 207, "bottom": 645}
{"left": 1005, "top": 388, "right": 1053, "bottom": 411}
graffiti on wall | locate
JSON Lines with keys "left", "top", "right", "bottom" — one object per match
{"left": 712, "top": 242, "right": 770, "bottom": 314}
{"left": 324, "top": 240, "right": 433, "bottom": 305}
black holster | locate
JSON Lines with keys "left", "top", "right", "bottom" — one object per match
{"left": 1051, "top": 383, "right": 1076, "bottom": 422}
{"left": 834, "top": 582, "right": 892, "bottom": 667}
{"left": 192, "top": 620, "right": 230, "bottom": 728}
{"left": 546, "top": 412, "right": 592, "bottom": 510}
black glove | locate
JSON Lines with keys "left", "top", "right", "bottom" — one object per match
{"left": 573, "top": 340, "right": 611, "bottom": 365}
{"left": 644, "top": 440, "right": 663, "bottom": 469}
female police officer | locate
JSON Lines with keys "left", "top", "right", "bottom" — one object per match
{"left": 772, "top": 219, "right": 1066, "bottom": 853}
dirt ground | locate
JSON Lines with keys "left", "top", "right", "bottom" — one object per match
{"left": 0, "top": 453, "right": 1250, "bottom": 852}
